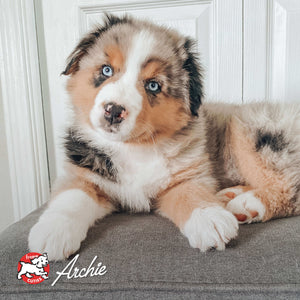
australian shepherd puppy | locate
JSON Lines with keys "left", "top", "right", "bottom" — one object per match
{"left": 29, "top": 14, "right": 300, "bottom": 260}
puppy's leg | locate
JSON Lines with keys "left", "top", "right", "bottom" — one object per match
{"left": 157, "top": 181, "right": 238, "bottom": 252}
{"left": 226, "top": 187, "right": 296, "bottom": 223}
{"left": 226, "top": 118, "right": 296, "bottom": 223}
{"left": 29, "top": 180, "right": 114, "bottom": 261}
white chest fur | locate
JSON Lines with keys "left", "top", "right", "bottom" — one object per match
{"left": 92, "top": 143, "right": 170, "bottom": 212}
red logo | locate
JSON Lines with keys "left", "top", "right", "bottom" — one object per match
{"left": 17, "top": 252, "right": 49, "bottom": 284}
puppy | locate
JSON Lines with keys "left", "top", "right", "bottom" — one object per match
{"left": 18, "top": 253, "right": 49, "bottom": 279}
{"left": 29, "top": 14, "right": 300, "bottom": 260}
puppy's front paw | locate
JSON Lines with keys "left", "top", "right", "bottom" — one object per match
{"left": 226, "top": 191, "right": 266, "bottom": 224}
{"left": 28, "top": 213, "right": 87, "bottom": 261}
{"left": 182, "top": 206, "right": 238, "bottom": 251}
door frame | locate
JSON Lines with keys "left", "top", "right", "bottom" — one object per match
{"left": 0, "top": 0, "right": 50, "bottom": 221}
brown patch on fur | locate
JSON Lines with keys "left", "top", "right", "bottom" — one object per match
{"left": 230, "top": 118, "right": 295, "bottom": 220}
{"left": 105, "top": 45, "right": 124, "bottom": 72}
{"left": 235, "top": 185, "right": 253, "bottom": 193}
{"left": 67, "top": 68, "right": 98, "bottom": 126}
{"left": 141, "top": 59, "right": 165, "bottom": 79}
{"left": 127, "top": 91, "right": 190, "bottom": 143}
{"left": 160, "top": 159, "right": 213, "bottom": 197}
{"left": 157, "top": 181, "right": 223, "bottom": 229}
{"left": 67, "top": 67, "right": 119, "bottom": 127}
{"left": 253, "top": 188, "right": 294, "bottom": 220}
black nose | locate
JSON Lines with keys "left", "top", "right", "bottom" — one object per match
{"left": 104, "top": 102, "right": 126, "bottom": 125}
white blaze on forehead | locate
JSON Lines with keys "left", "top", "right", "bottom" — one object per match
{"left": 94, "top": 30, "right": 155, "bottom": 107}
{"left": 123, "top": 30, "right": 156, "bottom": 81}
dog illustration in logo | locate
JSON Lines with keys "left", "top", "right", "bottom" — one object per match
{"left": 17, "top": 253, "right": 49, "bottom": 280}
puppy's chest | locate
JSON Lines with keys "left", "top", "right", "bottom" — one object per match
{"left": 118, "top": 149, "right": 168, "bottom": 185}
{"left": 97, "top": 146, "right": 170, "bottom": 211}
{"left": 65, "top": 130, "right": 169, "bottom": 211}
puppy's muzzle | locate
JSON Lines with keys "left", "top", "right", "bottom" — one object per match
{"left": 104, "top": 102, "right": 127, "bottom": 125}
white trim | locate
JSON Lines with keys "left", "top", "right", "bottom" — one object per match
{"left": 0, "top": 0, "right": 50, "bottom": 220}
{"left": 211, "top": 0, "right": 243, "bottom": 102}
{"left": 264, "top": 0, "right": 300, "bottom": 102}
{"left": 243, "top": 0, "right": 268, "bottom": 102}
{"left": 265, "top": 0, "right": 273, "bottom": 101}
{"left": 269, "top": 0, "right": 287, "bottom": 101}
{"left": 79, "top": 0, "right": 212, "bottom": 11}
{"left": 78, "top": 0, "right": 212, "bottom": 35}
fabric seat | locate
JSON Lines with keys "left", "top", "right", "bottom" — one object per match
{"left": 0, "top": 204, "right": 299, "bottom": 299}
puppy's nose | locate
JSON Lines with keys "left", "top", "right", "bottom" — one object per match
{"left": 104, "top": 102, "right": 127, "bottom": 125}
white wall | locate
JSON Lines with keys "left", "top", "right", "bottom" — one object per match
{"left": 0, "top": 90, "right": 14, "bottom": 233}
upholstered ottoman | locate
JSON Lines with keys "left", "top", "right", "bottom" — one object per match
{"left": 0, "top": 204, "right": 299, "bottom": 299}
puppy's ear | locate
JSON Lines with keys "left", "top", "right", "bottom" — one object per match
{"left": 61, "top": 30, "right": 100, "bottom": 76}
{"left": 62, "top": 13, "right": 132, "bottom": 76}
{"left": 183, "top": 38, "right": 203, "bottom": 116}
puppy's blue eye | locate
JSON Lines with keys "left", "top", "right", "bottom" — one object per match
{"left": 146, "top": 81, "right": 161, "bottom": 93}
{"left": 102, "top": 65, "right": 113, "bottom": 77}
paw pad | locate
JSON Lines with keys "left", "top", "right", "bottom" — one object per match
{"left": 225, "top": 192, "right": 237, "bottom": 199}
{"left": 226, "top": 191, "right": 265, "bottom": 224}
{"left": 234, "top": 213, "right": 247, "bottom": 222}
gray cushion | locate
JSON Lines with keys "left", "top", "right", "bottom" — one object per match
{"left": 0, "top": 204, "right": 299, "bottom": 299}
